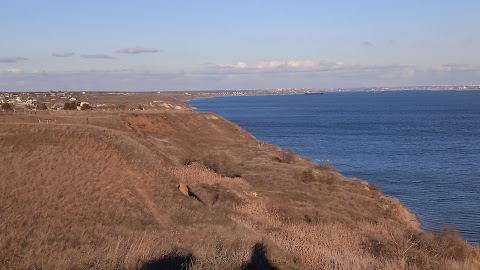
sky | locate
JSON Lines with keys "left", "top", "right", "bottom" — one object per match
{"left": 1, "top": 0, "right": 479, "bottom": 91}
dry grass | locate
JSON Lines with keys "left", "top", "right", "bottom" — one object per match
{"left": 279, "top": 148, "right": 297, "bottom": 164}
{"left": 1, "top": 110, "right": 479, "bottom": 270}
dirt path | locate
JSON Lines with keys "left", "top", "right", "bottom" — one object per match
{"left": 124, "top": 166, "right": 168, "bottom": 228}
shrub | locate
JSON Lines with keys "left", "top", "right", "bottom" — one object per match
{"left": 1, "top": 102, "right": 13, "bottom": 111}
{"left": 81, "top": 103, "right": 91, "bottom": 110}
{"left": 296, "top": 169, "right": 317, "bottom": 183}
{"left": 325, "top": 172, "right": 336, "bottom": 185}
{"left": 361, "top": 236, "right": 396, "bottom": 259}
{"left": 280, "top": 148, "right": 297, "bottom": 164}
{"left": 63, "top": 101, "right": 77, "bottom": 110}
{"left": 368, "top": 183, "right": 382, "bottom": 192}
{"left": 434, "top": 226, "right": 471, "bottom": 260}
{"left": 201, "top": 154, "right": 241, "bottom": 178}
{"left": 180, "top": 156, "right": 195, "bottom": 166}
{"left": 36, "top": 102, "right": 48, "bottom": 110}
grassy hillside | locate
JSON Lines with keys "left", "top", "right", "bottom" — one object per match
{"left": 1, "top": 109, "right": 479, "bottom": 269}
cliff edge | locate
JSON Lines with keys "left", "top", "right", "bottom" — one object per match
{"left": 1, "top": 102, "right": 479, "bottom": 269}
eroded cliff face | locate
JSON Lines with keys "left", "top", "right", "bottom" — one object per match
{"left": 0, "top": 109, "right": 478, "bottom": 270}
{"left": 120, "top": 112, "right": 422, "bottom": 229}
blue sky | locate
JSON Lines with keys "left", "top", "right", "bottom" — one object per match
{"left": 1, "top": 0, "right": 479, "bottom": 91}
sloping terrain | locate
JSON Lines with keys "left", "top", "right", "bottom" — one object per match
{"left": 1, "top": 109, "right": 479, "bottom": 270}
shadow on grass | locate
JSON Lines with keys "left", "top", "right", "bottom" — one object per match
{"left": 141, "top": 243, "right": 277, "bottom": 270}
{"left": 241, "top": 243, "right": 278, "bottom": 270}
{"left": 188, "top": 189, "right": 206, "bottom": 205}
{"left": 141, "top": 252, "right": 193, "bottom": 270}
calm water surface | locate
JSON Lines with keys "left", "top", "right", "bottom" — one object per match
{"left": 188, "top": 91, "right": 480, "bottom": 243}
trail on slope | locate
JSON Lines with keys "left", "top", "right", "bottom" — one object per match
{"left": 124, "top": 165, "right": 168, "bottom": 228}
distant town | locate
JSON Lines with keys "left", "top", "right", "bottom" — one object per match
{"left": 1, "top": 85, "right": 479, "bottom": 112}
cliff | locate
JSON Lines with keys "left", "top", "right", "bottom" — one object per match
{"left": 0, "top": 100, "right": 479, "bottom": 270}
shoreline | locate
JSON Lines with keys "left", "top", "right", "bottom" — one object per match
{"left": 186, "top": 91, "right": 480, "bottom": 244}
{"left": 181, "top": 89, "right": 480, "bottom": 108}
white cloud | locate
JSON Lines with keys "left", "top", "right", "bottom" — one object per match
{"left": 52, "top": 51, "right": 75, "bottom": 57}
{"left": 235, "top": 62, "right": 248, "bottom": 69}
{"left": 197, "top": 60, "right": 480, "bottom": 87}
{"left": 287, "top": 60, "right": 316, "bottom": 68}
{"left": 256, "top": 60, "right": 283, "bottom": 69}
{"left": 116, "top": 46, "right": 161, "bottom": 54}
{"left": 214, "top": 61, "right": 249, "bottom": 69}
{"left": 213, "top": 59, "right": 346, "bottom": 73}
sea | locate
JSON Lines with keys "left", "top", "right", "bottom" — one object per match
{"left": 188, "top": 90, "right": 480, "bottom": 243}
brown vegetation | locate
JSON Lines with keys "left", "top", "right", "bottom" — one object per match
{"left": 278, "top": 148, "right": 297, "bottom": 164}
{"left": 1, "top": 102, "right": 13, "bottom": 111}
{"left": 0, "top": 104, "right": 479, "bottom": 269}
{"left": 63, "top": 100, "right": 78, "bottom": 110}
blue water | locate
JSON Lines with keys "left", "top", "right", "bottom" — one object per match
{"left": 188, "top": 91, "right": 480, "bottom": 243}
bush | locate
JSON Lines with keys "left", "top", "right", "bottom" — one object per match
{"left": 81, "top": 103, "right": 91, "bottom": 110}
{"left": 1, "top": 102, "right": 13, "bottom": 111}
{"left": 36, "top": 102, "right": 47, "bottom": 110}
{"left": 368, "top": 183, "right": 382, "bottom": 192}
{"left": 280, "top": 148, "right": 296, "bottom": 164}
{"left": 361, "top": 236, "right": 396, "bottom": 259}
{"left": 296, "top": 169, "right": 317, "bottom": 183}
{"left": 64, "top": 101, "right": 77, "bottom": 110}
{"left": 317, "top": 162, "right": 338, "bottom": 172}
{"left": 201, "top": 154, "right": 241, "bottom": 178}
{"left": 434, "top": 226, "right": 471, "bottom": 260}
{"left": 181, "top": 156, "right": 195, "bottom": 166}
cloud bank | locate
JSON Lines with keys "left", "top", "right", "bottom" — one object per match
{"left": 1, "top": 61, "right": 479, "bottom": 91}
{"left": 116, "top": 46, "right": 161, "bottom": 54}
{"left": 209, "top": 60, "right": 346, "bottom": 74}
